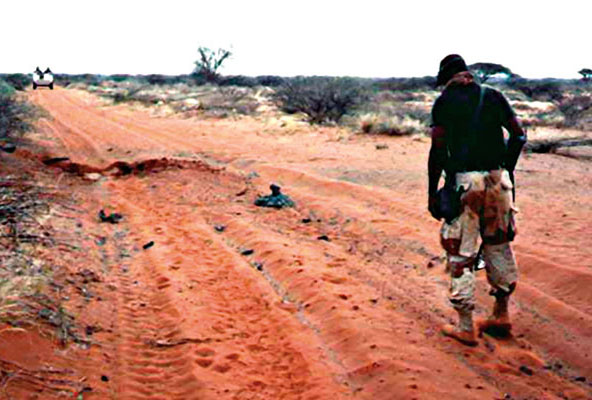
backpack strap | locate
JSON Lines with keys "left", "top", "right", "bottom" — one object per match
{"left": 470, "top": 85, "right": 486, "bottom": 133}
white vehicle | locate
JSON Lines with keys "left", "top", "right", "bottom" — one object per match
{"left": 32, "top": 67, "right": 54, "bottom": 90}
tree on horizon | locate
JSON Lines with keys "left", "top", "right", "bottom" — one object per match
{"left": 468, "top": 62, "right": 513, "bottom": 83}
{"left": 578, "top": 68, "right": 592, "bottom": 81}
{"left": 193, "top": 47, "right": 232, "bottom": 83}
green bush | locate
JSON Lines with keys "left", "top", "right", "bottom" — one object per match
{"left": 0, "top": 74, "right": 30, "bottom": 91}
{"left": 219, "top": 75, "right": 258, "bottom": 87}
{"left": 0, "top": 91, "right": 35, "bottom": 139}
{"left": 273, "top": 77, "right": 369, "bottom": 124}
{"left": 0, "top": 79, "right": 16, "bottom": 97}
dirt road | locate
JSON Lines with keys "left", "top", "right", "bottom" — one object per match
{"left": 4, "top": 87, "right": 591, "bottom": 399}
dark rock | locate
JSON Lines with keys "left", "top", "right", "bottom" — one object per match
{"left": 254, "top": 262, "right": 263, "bottom": 271}
{"left": 574, "top": 376, "right": 586, "bottom": 382}
{"left": 519, "top": 365, "right": 533, "bottom": 376}
{"left": 0, "top": 143, "right": 16, "bottom": 153}
{"left": 254, "top": 184, "right": 295, "bottom": 209}
{"left": 101, "top": 375, "right": 109, "bottom": 382}
{"left": 42, "top": 156, "right": 70, "bottom": 165}
{"left": 142, "top": 241, "right": 154, "bottom": 250}
{"left": 214, "top": 225, "right": 226, "bottom": 232}
{"left": 317, "top": 235, "right": 330, "bottom": 241}
{"left": 98, "top": 210, "right": 123, "bottom": 224}
{"left": 301, "top": 218, "right": 312, "bottom": 224}
{"left": 241, "top": 249, "right": 254, "bottom": 256}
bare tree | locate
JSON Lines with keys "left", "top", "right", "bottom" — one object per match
{"left": 193, "top": 47, "right": 232, "bottom": 83}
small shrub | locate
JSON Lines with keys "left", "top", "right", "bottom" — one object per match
{"left": 0, "top": 74, "right": 30, "bottom": 91}
{"left": 0, "top": 90, "right": 36, "bottom": 139}
{"left": 0, "top": 79, "right": 16, "bottom": 97}
{"left": 558, "top": 95, "right": 592, "bottom": 128}
{"left": 218, "top": 75, "right": 258, "bottom": 87}
{"left": 273, "top": 77, "right": 369, "bottom": 124}
{"left": 373, "top": 76, "right": 436, "bottom": 91}
{"left": 255, "top": 76, "right": 285, "bottom": 87}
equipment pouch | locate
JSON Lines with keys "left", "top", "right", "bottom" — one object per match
{"left": 435, "top": 178, "right": 465, "bottom": 224}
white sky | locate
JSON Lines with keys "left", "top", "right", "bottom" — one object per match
{"left": 2, "top": 0, "right": 590, "bottom": 79}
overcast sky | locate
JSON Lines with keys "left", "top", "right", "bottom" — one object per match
{"left": 2, "top": 0, "right": 590, "bottom": 79}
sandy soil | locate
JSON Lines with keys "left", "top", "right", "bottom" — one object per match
{"left": 1, "top": 87, "right": 590, "bottom": 399}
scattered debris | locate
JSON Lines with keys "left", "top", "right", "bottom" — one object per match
{"left": 77, "top": 269, "right": 101, "bottom": 283}
{"left": 246, "top": 171, "right": 260, "bottom": 179}
{"left": 145, "top": 337, "right": 211, "bottom": 348}
{"left": 254, "top": 184, "right": 295, "bottom": 209}
{"left": 84, "top": 172, "right": 102, "bottom": 181}
{"left": 525, "top": 137, "right": 592, "bottom": 154}
{"left": 98, "top": 209, "right": 123, "bottom": 224}
{"left": 143, "top": 241, "right": 155, "bottom": 250}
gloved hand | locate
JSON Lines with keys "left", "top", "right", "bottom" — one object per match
{"left": 428, "top": 194, "right": 440, "bottom": 221}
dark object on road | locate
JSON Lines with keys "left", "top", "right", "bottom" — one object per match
{"left": 42, "top": 156, "right": 70, "bottom": 165}
{"left": 301, "top": 218, "right": 312, "bottom": 224}
{"left": 143, "top": 241, "right": 155, "bottom": 250}
{"left": 241, "top": 249, "right": 254, "bottom": 256}
{"left": 98, "top": 210, "right": 123, "bottom": 224}
{"left": 519, "top": 365, "right": 534, "bottom": 376}
{"left": 0, "top": 143, "right": 16, "bottom": 153}
{"left": 317, "top": 235, "right": 330, "bottom": 241}
{"left": 214, "top": 225, "right": 226, "bottom": 232}
{"left": 254, "top": 184, "right": 295, "bottom": 209}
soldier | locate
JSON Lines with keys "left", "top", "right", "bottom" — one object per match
{"left": 428, "top": 54, "right": 527, "bottom": 346}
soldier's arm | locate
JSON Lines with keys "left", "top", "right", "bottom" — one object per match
{"left": 428, "top": 125, "right": 447, "bottom": 197}
{"left": 498, "top": 91, "right": 527, "bottom": 171}
{"left": 503, "top": 117, "right": 527, "bottom": 172}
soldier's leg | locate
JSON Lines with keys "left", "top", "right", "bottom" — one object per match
{"left": 441, "top": 253, "right": 478, "bottom": 346}
{"left": 477, "top": 242, "right": 518, "bottom": 336}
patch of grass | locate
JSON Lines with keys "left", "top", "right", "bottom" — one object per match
{"left": 358, "top": 113, "right": 424, "bottom": 136}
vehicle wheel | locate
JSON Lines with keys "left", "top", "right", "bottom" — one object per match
{"left": 49, "top": 82, "right": 54, "bottom": 90}
{"left": 33, "top": 83, "right": 37, "bottom": 90}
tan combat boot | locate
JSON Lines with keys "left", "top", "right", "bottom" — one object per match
{"left": 441, "top": 311, "right": 478, "bottom": 346}
{"left": 477, "top": 295, "right": 512, "bottom": 337}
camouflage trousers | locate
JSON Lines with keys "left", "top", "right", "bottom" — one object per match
{"left": 440, "top": 169, "right": 519, "bottom": 313}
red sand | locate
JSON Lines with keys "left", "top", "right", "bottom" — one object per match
{"left": 1, "top": 87, "right": 589, "bottom": 399}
